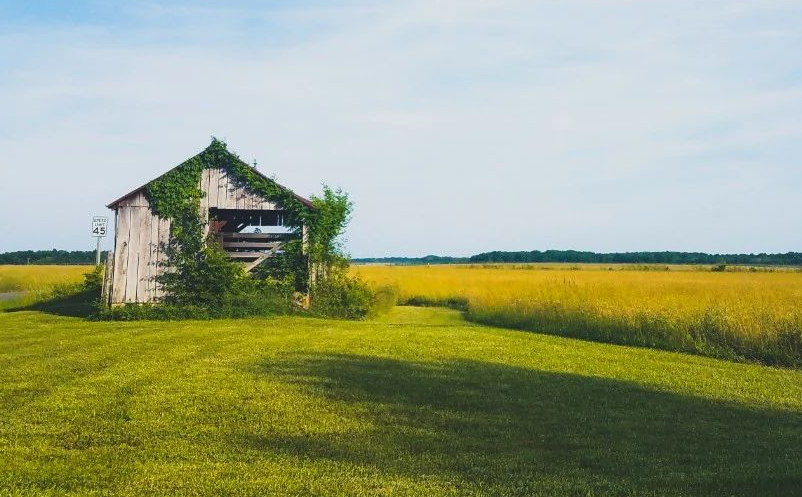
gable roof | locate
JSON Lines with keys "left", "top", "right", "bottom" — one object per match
{"left": 107, "top": 147, "right": 315, "bottom": 210}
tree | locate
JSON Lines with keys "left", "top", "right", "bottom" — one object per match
{"left": 308, "top": 186, "right": 353, "bottom": 282}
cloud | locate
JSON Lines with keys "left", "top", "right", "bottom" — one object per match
{"left": 0, "top": 0, "right": 800, "bottom": 255}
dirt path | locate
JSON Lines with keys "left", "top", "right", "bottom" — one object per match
{"left": 0, "top": 292, "right": 25, "bottom": 301}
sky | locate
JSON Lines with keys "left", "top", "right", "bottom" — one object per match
{"left": 0, "top": 0, "right": 800, "bottom": 257}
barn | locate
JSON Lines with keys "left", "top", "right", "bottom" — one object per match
{"left": 102, "top": 141, "right": 314, "bottom": 305}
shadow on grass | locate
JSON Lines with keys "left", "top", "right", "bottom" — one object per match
{"left": 244, "top": 353, "right": 802, "bottom": 496}
{"left": 4, "top": 289, "right": 96, "bottom": 318}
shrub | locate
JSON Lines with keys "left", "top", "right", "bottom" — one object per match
{"left": 83, "top": 265, "right": 104, "bottom": 294}
{"left": 309, "top": 275, "right": 374, "bottom": 319}
{"left": 370, "top": 285, "right": 399, "bottom": 315}
{"left": 404, "top": 295, "right": 469, "bottom": 311}
{"left": 97, "top": 277, "right": 296, "bottom": 321}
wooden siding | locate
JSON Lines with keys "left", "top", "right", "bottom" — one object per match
{"left": 110, "top": 203, "right": 170, "bottom": 304}
{"left": 205, "top": 167, "right": 278, "bottom": 210}
{"left": 109, "top": 167, "right": 281, "bottom": 303}
{"left": 115, "top": 191, "right": 149, "bottom": 207}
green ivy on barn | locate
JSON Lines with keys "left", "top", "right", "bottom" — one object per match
{"left": 132, "top": 138, "right": 353, "bottom": 314}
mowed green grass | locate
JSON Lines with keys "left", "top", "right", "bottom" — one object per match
{"left": 1, "top": 306, "right": 802, "bottom": 496}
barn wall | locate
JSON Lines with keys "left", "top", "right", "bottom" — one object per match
{"left": 109, "top": 168, "right": 283, "bottom": 304}
{"left": 110, "top": 191, "right": 170, "bottom": 304}
{"left": 202, "top": 167, "right": 280, "bottom": 212}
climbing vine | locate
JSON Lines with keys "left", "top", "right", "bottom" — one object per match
{"left": 132, "top": 137, "right": 369, "bottom": 319}
{"left": 145, "top": 137, "right": 314, "bottom": 235}
{"left": 141, "top": 138, "right": 312, "bottom": 304}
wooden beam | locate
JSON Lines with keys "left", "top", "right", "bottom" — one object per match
{"left": 222, "top": 241, "right": 283, "bottom": 249}
{"left": 243, "top": 254, "right": 268, "bottom": 272}
{"left": 101, "top": 250, "right": 114, "bottom": 306}
{"left": 227, "top": 252, "right": 268, "bottom": 259}
{"left": 111, "top": 208, "right": 129, "bottom": 304}
{"left": 242, "top": 243, "right": 283, "bottom": 272}
{"left": 220, "top": 232, "right": 294, "bottom": 240}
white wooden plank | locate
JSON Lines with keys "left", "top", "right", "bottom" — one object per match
{"left": 110, "top": 209, "right": 120, "bottom": 303}
{"left": 228, "top": 179, "right": 237, "bottom": 210}
{"left": 154, "top": 217, "right": 171, "bottom": 301}
{"left": 110, "top": 209, "right": 126, "bottom": 304}
{"left": 245, "top": 189, "right": 256, "bottom": 210}
{"left": 235, "top": 176, "right": 245, "bottom": 209}
{"left": 199, "top": 168, "right": 210, "bottom": 216}
{"left": 246, "top": 185, "right": 264, "bottom": 210}
{"left": 112, "top": 207, "right": 131, "bottom": 304}
{"left": 136, "top": 207, "right": 153, "bottom": 302}
{"left": 239, "top": 183, "right": 248, "bottom": 210}
{"left": 234, "top": 182, "right": 244, "bottom": 210}
{"left": 119, "top": 191, "right": 149, "bottom": 207}
{"left": 102, "top": 250, "right": 114, "bottom": 306}
{"left": 199, "top": 168, "right": 211, "bottom": 237}
{"left": 149, "top": 211, "right": 160, "bottom": 301}
{"left": 124, "top": 207, "right": 142, "bottom": 303}
{"left": 227, "top": 175, "right": 236, "bottom": 209}
{"left": 152, "top": 217, "right": 161, "bottom": 301}
{"left": 207, "top": 167, "right": 220, "bottom": 209}
{"left": 207, "top": 168, "right": 220, "bottom": 208}
{"left": 227, "top": 172, "right": 238, "bottom": 209}
{"left": 217, "top": 167, "right": 228, "bottom": 209}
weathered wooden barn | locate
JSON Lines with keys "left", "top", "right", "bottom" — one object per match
{"left": 103, "top": 145, "right": 314, "bottom": 305}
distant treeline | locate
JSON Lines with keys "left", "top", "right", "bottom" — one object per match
{"left": 0, "top": 250, "right": 105, "bottom": 265}
{"left": 470, "top": 250, "right": 802, "bottom": 265}
{"left": 5, "top": 249, "right": 802, "bottom": 266}
{"left": 353, "top": 255, "right": 470, "bottom": 265}
{"left": 355, "top": 251, "right": 802, "bottom": 266}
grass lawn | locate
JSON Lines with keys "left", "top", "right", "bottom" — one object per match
{"left": 1, "top": 306, "right": 801, "bottom": 496}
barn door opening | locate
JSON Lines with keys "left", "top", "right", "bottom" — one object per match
{"left": 208, "top": 208, "right": 296, "bottom": 272}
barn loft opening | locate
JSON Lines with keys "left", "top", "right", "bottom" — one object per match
{"left": 208, "top": 207, "right": 296, "bottom": 272}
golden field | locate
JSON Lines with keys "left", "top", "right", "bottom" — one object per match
{"left": 3, "top": 263, "right": 801, "bottom": 368}
{"left": 0, "top": 265, "right": 92, "bottom": 293}
{"left": 354, "top": 264, "right": 802, "bottom": 367}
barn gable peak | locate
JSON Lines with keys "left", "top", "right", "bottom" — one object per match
{"left": 106, "top": 138, "right": 314, "bottom": 210}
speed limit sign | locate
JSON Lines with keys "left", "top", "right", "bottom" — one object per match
{"left": 92, "top": 216, "right": 108, "bottom": 237}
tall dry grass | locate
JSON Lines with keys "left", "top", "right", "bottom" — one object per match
{"left": 354, "top": 264, "right": 802, "bottom": 368}
{"left": 0, "top": 265, "right": 93, "bottom": 293}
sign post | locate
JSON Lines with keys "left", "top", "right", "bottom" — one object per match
{"left": 91, "top": 216, "right": 108, "bottom": 266}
